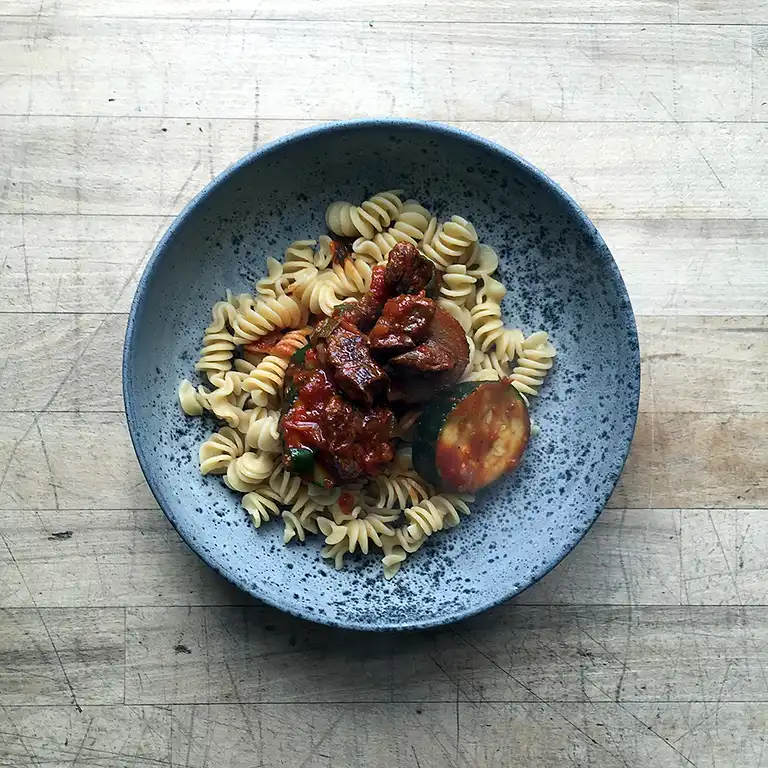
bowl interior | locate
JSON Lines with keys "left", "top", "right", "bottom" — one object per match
{"left": 124, "top": 121, "right": 639, "bottom": 630}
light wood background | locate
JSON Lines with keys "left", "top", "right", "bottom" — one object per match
{"left": 1, "top": 1, "right": 767, "bottom": 765}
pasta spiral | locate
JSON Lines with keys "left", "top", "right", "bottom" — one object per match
{"left": 244, "top": 409, "right": 282, "bottom": 453}
{"left": 282, "top": 240, "right": 321, "bottom": 288}
{"left": 271, "top": 326, "right": 311, "bottom": 359}
{"left": 351, "top": 200, "right": 433, "bottom": 262}
{"left": 224, "top": 451, "right": 278, "bottom": 492}
{"left": 422, "top": 215, "right": 478, "bottom": 270}
{"left": 242, "top": 354, "right": 289, "bottom": 408}
{"left": 494, "top": 328, "right": 525, "bottom": 364}
{"left": 194, "top": 297, "right": 238, "bottom": 382}
{"left": 368, "top": 471, "right": 433, "bottom": 509}
{"left": 282, "top": 509, "right": 320, "bottom": 544}
{"left": 199, "top": 427, "right": 244, "bottom": 475}
{"left": 325, "top": 190, "right": 404, "bottom": 239}
{"left": 206, "top": 370, "right": 249, "bottom": 429}
{"left": 255, "top": 256, "right": 288, "bottom": 298}
{"left": 266, "top": 464, "right": 303, "bottom": 506}
{"left": 231, "top": 292, "right": 306, "bottom": 344}
{"left": 511, "top": 331, "right": 556, "bottom": 401}
{"left": 293, "top": 272, "right": 346, "bottom": 317}
{"left": 469, "top": 275, "right": 507, "bottom": 352}
{"left": 404, "top": 494, "right": 472, "bottom": 539}
{"left": 439, "top": 264, "right": 477, "bottom": 307}
{"left": 317, "top": 512, "right": 397, "bottom": 555}
{"left": 242, "top": 487, "right": 282, "bottom": 527}
{"left": 327, "top": 257, "right": 373, "bottom": 297}
{"left": 178, "top": 379, "right": 210, "bottom": 416}
{"left": 466, "top": 243, "right": 499, "bottom": 279}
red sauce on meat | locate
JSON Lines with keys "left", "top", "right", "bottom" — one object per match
{"left": 282, "top": 363, "right": 396, "bottom": 482}
{"left": 281, "top": 243, "right": 467, "bottom": 484}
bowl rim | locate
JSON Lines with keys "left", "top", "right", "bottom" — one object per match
{"left": 123, "top": 118, "right": 640, "bottom": 631}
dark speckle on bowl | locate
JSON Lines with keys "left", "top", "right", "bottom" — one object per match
{"left": 123, "top": 119, "right": 639, "bottom": 632}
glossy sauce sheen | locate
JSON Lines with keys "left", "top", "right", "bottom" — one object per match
{"left": 282, "top": 351, "right": 396, "bottom": 481}
{"left": 436, "top": 381, "right": 530, "bottom": 493}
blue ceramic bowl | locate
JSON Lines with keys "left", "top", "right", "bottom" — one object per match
{"left": 123, "top": 119, "right": 639, "bottom": 631}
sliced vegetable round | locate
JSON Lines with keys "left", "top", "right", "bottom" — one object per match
{"left": 412, "top": 379, "right": 530, "bottom": 493}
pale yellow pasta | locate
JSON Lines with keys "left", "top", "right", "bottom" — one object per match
{"left": 242, "top": 355, "right": 289, "bottom": 408}
{"left": 469, "top": 275, "right": 507, "bottom": 352}
{"left": 206, "top": 370, "right": 249, "bottom": 429}
{"left": 242, "top": 487, "right": 283, "bottom": 527}
{"left": 266, "top": 464, "right": 303, "bottom": 506}
{"left": 494, "top": 328, "right": 525, "bottom": 364}
{"left": 318, "top": 513, "right": 397, "bottom": 555}
{"left": 244, "top": 410, "right": 282, "bottom": 453}
{"left": 439, "top": 264, "right": 477, "bottom": 307}
{"left": 327, "top": 257, "right": 373, "bottom": 297}
{"left": 283, "top": 509, "right": 320, "bottom": 544}
{"left": 199, "top": 427, "right": 244, "bottom": 475}
{"left": 351, "top": 200, "right": 433, "bottom": 262}
{"left": 325, "top": 190, "right": 404, "bottom": 239}
{"left": 293, "top": 272, "right": 345, "bottom": 316}
{"left": 422, "top": 215, "right": 478, "bottom": 270}
{"left": 194, "top": 297, "right": 238, "bottom": 381}
{"left": 178, "top": 379, "right": 207, "bottom": 416}
{"left": 224, "top": 451, "right": 278, "bottom": 492}
{"left": 467, "top": 243, "right": 499, "bottom": 279}
{"left": 255, "top": 256, "right": 288, "bottom": 297}
{"left": 368, "top": 471, "right": 433, "bottom": 509}
{"left": 232, "top": 292, "right": 306, "bottom": 343}
{"left": 511, "top": 331, "right": 557, "bottom": 401}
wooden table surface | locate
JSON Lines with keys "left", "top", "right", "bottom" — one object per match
{"left": 1, "top": 1, "right": 767, "bottom": 765}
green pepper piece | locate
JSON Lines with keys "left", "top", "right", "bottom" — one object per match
{"left": 287, "top": 447, "right": 314, "bottom": 474}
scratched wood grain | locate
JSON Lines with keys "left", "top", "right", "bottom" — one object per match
{"left": 0, "top": 0, "right": 679, "bottom": 23}
{"left": 0, "top": 705, "right": 171, "bottom": 767}
{"left": 0, "top": 19, "right": 755, "bottom": 122}
{"left": 124, "top": 605, "right": 768, "bottom": 705}
{"left": 170, "top": 701, "right": 768, "bottom": 768}
{"left": 0, "top": 608, "right": 124, "bottom": 706}
{"left": 3, "top": 117, "right": 767, "bottom": 218}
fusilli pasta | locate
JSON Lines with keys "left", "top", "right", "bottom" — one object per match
{"left": 325, "top": 190, "right": 404, "bottom": 239}
{"left": 511, "top": 331, "right": 557, "bottom": 401}
{"left": 199, "top": 427, "right": 244, "bottom": 475}
{"left": 194, "top": 296, "right": 238, "bottom": 382}
{"left": 242, "top": 355, "right": 289, "bottom": 408}
{"left": 422, "top": 216, "right": 478, "bottom": 270}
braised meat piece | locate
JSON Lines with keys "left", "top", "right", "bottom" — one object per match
{"left": 326, "top": 323, "right": 387, "bottom": 407}
{"left": 369, "top": 292, "right": 436, "bottom": 353}
{"left": 383, "top": 243, "right": 435, "bottom": 296}
{"left": 389, "top": 338, "right": 455, "bottom": 372}
{"left": 281, "top": 364, "right": 396, "bottom": 483}
{"left": 386, "top": 307, "right": 470, "bottom": 404}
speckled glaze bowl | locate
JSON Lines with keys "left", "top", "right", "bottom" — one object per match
{"left": 123, "top": 119, "right": 639, "bottom": 631}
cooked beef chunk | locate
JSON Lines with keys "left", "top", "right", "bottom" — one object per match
{"left": 369, "top": 292, "right": 436, "bottom": 353}
{"left": 383, "top": 242, "right": 435, "bottom": 296}
{"left": 326, "top": 323, "right": 388, "bottom": 407}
